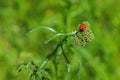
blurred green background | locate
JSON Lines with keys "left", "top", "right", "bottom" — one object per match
{"left": 0, "top": 0, "right": 120, "bottom": 80}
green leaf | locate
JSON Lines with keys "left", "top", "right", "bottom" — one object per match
{"left": 26, "top": 26, "right": 57, "bottom": 35}
{"left": 43, "top": 33, "right": 66, "bottom": 45}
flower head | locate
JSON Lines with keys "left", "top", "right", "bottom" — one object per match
{"left": 73, "top": 21, "right": 94, "bottom": 46}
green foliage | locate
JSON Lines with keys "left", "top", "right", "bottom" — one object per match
{"left": 0, "top": 0, "right": 120, "bottom": 80}
{"left": 17, "top": 61, "right": 51, "bottom": 80}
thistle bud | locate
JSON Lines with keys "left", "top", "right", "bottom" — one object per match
{"left": 73, "top": 21, "right": 94, "bottom": 46}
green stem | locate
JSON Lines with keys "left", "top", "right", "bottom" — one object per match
{"left": 61, "top": 45, "right": 70, "bottom": 72}
{"left": 40, "top": 35, "right": 68, "bottom": 69}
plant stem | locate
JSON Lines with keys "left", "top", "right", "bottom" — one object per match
{"left": 40, "top": 35, "right": 68, "bottom": 69}
{"left": 61, "top": 45, "right": 70, "bottom": 72}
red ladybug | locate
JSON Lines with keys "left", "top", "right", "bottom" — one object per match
{"left": 79, "top": 23, "right": 86, "bottom": 31}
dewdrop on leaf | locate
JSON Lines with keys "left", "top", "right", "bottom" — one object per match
{"left": 73, "top": 21, "right": 95, "bottom": 46}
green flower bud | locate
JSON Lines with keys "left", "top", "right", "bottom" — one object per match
{"left": 73, "top": 21, "right": 95, "bottom": 46}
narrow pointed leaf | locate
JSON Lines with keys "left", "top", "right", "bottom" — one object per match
{"left": 43, "top": 33, "right": 66, "bottom": 45}
{"left": 26, "top": 26, "right": 57, "bottom": 35}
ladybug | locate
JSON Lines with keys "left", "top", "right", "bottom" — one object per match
{"left": 79, "top": 23, "right": 86, "bottom": 31}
